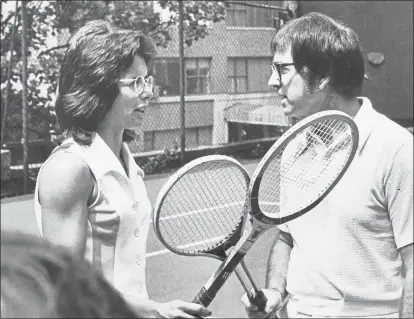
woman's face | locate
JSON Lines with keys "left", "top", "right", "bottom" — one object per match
{"left": 104, "top": 54, "right": 153, "bottom": 130}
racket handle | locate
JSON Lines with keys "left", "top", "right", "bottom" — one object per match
{"left": 192, "top": 287, "right": 214, "bottom": 307}
{"left": 249, "top": 289, "right": 267, "bottom": 312}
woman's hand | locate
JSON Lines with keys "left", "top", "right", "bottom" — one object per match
{"left": 154, "top": 300, "right": 212, "bottom": 318}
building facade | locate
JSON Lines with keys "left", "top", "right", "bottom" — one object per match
{"left": 56, "top": 0, "right": 413, "bottom": 154}
{"left": 137, "top": 0, "right": 292, "bottom": 153}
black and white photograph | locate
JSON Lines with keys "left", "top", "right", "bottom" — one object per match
{"left": 1, "top": 1, "right": 413, "bottom": 318}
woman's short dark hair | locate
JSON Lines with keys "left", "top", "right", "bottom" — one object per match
{"left": 270, "top": 12, "right": 365, "bottom": 99}
{"left": 55, "top": 20, "right": 156, "bottom": 145}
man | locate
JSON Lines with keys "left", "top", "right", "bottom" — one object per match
{"left": 241, "top": 12, "right": 413, "bottom": 318}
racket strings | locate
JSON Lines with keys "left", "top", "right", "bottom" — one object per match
{"left": 304, "top": 118, "right": 342, "bottom": 150}
{"left": 258, "top": 118, "right": 356, "bottom": 218}
{"left": 211, "top": 169, "right": 248, "bottom": 232}
{"left": 193, "top": 165, "right": 245, "bottom": 236}
{"left": 289, "top": 120, "right": 349, "bottom": 190}
{"left": 163, "top": 171, "right": 230, "bottom": 247}
{"left": 171, "top": 168, "right": 243, "bottom": 249}
{"left": 157, "top": 162, "right": 248, "bottom": 253}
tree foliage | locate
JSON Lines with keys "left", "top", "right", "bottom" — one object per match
{"left": 1, "top": 0, "right": 226, "bottom": 144}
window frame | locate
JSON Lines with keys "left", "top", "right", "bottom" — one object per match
{"left": 153, "top": 57, "right": 211, "bottom": 97}
{"left": 185, "top": 58, "right": 212, "bottom": 96}
{"left": 226, "top": 1, "right": 283, "bottom": 28}
{"left": 226, "top": 3, "right": 247, "bottom": 27}
{"left": 228, "top": 58, "right": 249, "bottom": 94}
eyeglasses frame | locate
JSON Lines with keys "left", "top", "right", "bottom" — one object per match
{"left": 270, "top": 62, "right": 296, "bottom": 84}
{"left": 119, "top": 75, "right": 154, "bottom": 95}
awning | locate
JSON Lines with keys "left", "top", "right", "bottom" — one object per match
{"left": 224, "top": 103, "right": 291, "bottom": 126}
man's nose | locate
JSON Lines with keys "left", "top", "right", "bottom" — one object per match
{"left": 268, "top": 71, "right": 281, "bottom": 90}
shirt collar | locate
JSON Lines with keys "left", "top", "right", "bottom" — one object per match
{"left": 121, "top": 142, "right": 145, "bottom": 178}
{"left": 91, "top": 133, "right": 143, "bottom": 179}
{"left": 353, "top": 97, "right": 378, "bottom": 154}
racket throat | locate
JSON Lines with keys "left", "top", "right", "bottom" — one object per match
{"left": 193, "top": 251, "right": 247, "bottom": 306}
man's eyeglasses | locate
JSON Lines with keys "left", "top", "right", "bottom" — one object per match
{"left": 119, "top": 75, "right": 154, "bottom": 95}
{"left": 270, "top": 62, "right": 295, "bottom": 83}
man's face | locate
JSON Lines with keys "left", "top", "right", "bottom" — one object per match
{"left": 268, "top": 49, "right": 327, "bottom": 119}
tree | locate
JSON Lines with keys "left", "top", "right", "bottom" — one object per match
{"left": 1, "top": 0, "right": 226, "bottom": 144}
{"left": 1, "top": 0, "right": 61, "bottom": 144}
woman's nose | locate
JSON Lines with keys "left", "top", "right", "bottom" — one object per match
{"left": 140, "top": 85, "right": 153, "bottom": 101}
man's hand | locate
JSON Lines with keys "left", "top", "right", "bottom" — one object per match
{"left": 155, "top": 300, "right": 212, "bottom": 318}
{"left": 241, "top": 289, "right": 284, "bottom": 318}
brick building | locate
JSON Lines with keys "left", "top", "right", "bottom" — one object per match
{"left": 56, "top": 0, "right": 413, "bottom": 154}
{"left": 141, "top": 0, "right": 413, "bottom": 153}
{"left": 140, "top": 0, "right": 292, "bottom": 153}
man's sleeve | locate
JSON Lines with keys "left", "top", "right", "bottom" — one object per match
{"left": 385, "top": 141, "right": 414, "bottom": 249}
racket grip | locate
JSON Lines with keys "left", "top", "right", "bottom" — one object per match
{"left": 192, "top": 287, "right": 214, "bottom": 307}
{"left": 249, "top": 289, "right": 267, "bottom": 312}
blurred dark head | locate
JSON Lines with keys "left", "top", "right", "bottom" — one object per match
{"left": 270, "top": 12, "right": 365, "bottom": 99}
{"left": 55, "top": 19, "right": 156, "bottom": 145}
{"left": 1, "top": 231, "right": 138, "bottom": 318}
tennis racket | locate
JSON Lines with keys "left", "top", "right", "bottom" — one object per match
{"left": 190, "top": 110, "right": 359, "bottom": 308}
{"left": 153, "top": 155, "right": 267, "bottom": 308}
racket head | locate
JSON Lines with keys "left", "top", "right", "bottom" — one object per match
{"left": 153, "top": 155, "right": 250, "bottom": 258}
{"left": 249, "top": 110, "right": 359, "bottom": 225}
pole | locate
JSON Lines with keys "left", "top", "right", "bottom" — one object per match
{"left": 21, "top": 0, "right": 29, "bottom": 194}
{"left": 178, "top": 0, "right": 186, "bottom": 166}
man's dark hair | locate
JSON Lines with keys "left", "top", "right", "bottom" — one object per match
{"left": 270, "top": 12, "right": 365, "bottom": 99}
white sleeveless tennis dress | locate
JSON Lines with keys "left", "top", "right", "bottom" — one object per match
{"left": 34, "top": 133, "right": 152, "bottom": 299}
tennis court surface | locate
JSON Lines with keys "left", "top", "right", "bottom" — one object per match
{"left": 1, "top": 159, "right": 279, "bottom": 318}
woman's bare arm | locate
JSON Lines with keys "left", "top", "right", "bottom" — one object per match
{"left": 37, "top": 152, "right": 94, "bottom": 257}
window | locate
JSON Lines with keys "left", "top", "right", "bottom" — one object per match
{"left": 228, "top": 58, "right": 248, "bottom": 93}
{"left": 153, "top": 58, "right": 211, "bottom": 96}
{"left": 226, "top": 1, "right": 283, "bottom": 28}
{"left": 186, "top": 127, "right": 212, "bottom": 148}
{"left": 226, "top": 3, "right": 247, "bottom": 27}
{"left": 154, "top": 59, "right": 180, "bottom": 96}
{"left": 185, "top": 58, "right": 211, "bottom": 95}
{"left": 228, "top": 57, "right": 271, "bottom": 93}
{"left": 228, "top": 122, "right": 287, "bottom": 143}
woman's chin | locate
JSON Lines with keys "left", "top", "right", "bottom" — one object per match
{"left": 125, "top": 120, "right": 143, "bottom": 130}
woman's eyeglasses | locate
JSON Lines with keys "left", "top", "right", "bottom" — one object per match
{"left": 119, "top": 75, "right": 154, "bottom": 95}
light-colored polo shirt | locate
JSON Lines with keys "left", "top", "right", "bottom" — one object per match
{"left": 277, "top": 97, "right": 413, "bottom": 317}
{"left": 34, "top": 133, "right": 152, "bottom": 299}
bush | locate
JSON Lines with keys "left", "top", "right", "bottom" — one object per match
{"left": 137, "top": 144, "right": 181, "bottom": 175}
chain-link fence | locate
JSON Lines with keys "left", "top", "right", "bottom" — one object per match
{"left": 1, "top": 0, "right": 298, "bottom": 197}
{"left": 131, "top": 1, "right": 296, "bottom": 156}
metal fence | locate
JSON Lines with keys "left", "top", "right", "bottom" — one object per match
{"left": 1, "top": 0, "right": 297, "bottom": 196}
{"left": 131, "top": 1, "right": 296, "bottom": 156}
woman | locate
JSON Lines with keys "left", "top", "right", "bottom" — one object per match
{"left": 34, "top": 20, "right": 211, "bottom": 318}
